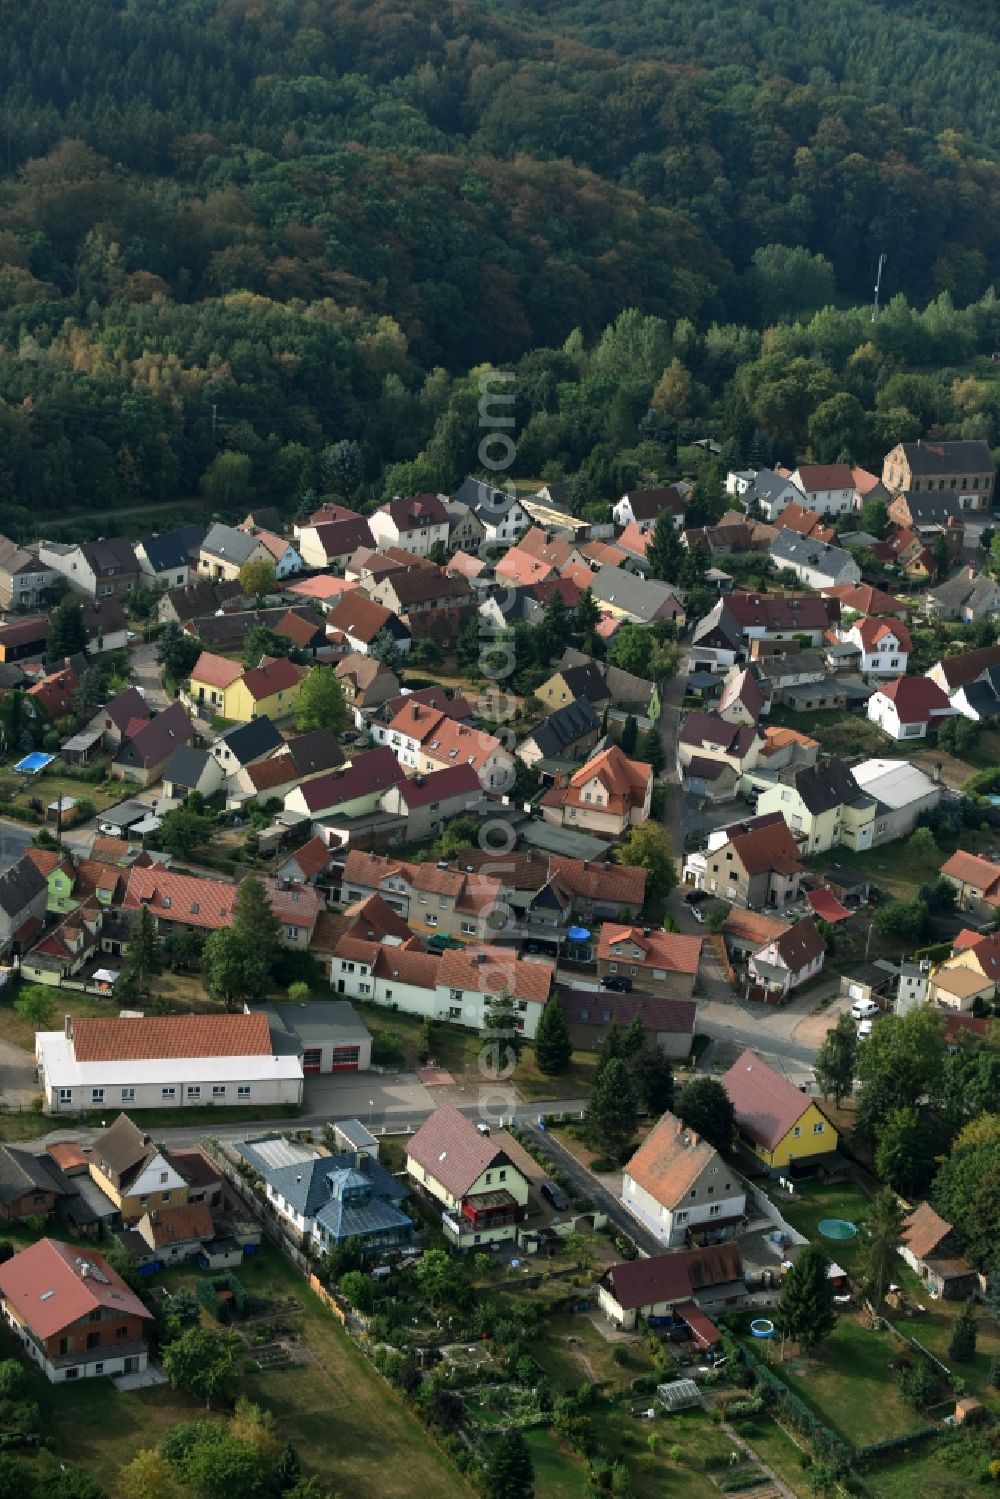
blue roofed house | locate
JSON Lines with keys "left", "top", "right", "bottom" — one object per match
{"left": 237, "top": 1135, "right": 412, "bottom": 1257}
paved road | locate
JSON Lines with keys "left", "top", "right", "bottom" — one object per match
{"left": 0, "top": 817, "right": 95, "bottom": 876}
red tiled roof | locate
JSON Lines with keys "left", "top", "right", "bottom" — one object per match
{"left": 380, "top": 493, "right": 449, "bottom": 531}
{"left": 325, "top": 591, "right": 398, "bottom": 645}
{"left": 723, "top": 908, "right": 791, "bottom": 947}
{"left": 794, "top": 463, "right": 854, "bottom": 491}
{"left": 877, "top": 675, "right": 952, "bottom": 722}
{"left": 901, "top": 1202, "right": 953, "bottom": 1261}
{"left": 418, "top": 716, "right": 506, "bottom": 775}
{"left": 71, "top": 1012, "right": 271, "bottom": 1062}
{"left": 0, "top": 1238, "right": 150, "bottom": 1340}
{"left": 624, "top": 1111, "right": 721, "bottom": 1208}
{"left": 853, "top": 617, "right": 912, "bottom": 653}
{"left": 601, "top": 1244, "right": 743, "bottom": 1313}
{"left": 597, "top": 925, "right": 702, "bottom": 975}
{"left": 241, "top": 655, "right": 307, "bottom": 702}
{"left": 617, "top": 521, "right": 652, "bottom": 559}
{"left": 307, "top": 515, "right": 376, "bottom": 558}
{"left": 436, "top": 945, "right": 553, "bottom": 1004}
{"left": 191, "top": 651, "right": 243, "bottom": 690}
{"left": 142, "top": 1200, "right": 214, "bottom": 1247}
{"left": 824, "top": 584, "right": 908, "bottom": 617}
{"left": 940, "top": 850, "right": 1000, "bottom": 900}
{"left": 288, "top": 575, "right": 358, "bottom": 603}
{"left": 123, "top": 865, "right": 234, "bottom": 929}
{"left": 562, "top": 744, "right": 651, "bottom": 816}
{"left": 727, "top": 821, "right": 802, "bottom": 878}
{"left": 391, "top": 763, "right": 481, "bottom": 808}
{"left": 246, "top": 752, "right": 297, "bottom": 793}
{"left": 280, "top": 835, "right": 333, "bottom": 880}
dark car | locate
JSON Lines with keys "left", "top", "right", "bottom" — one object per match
{"left": 600, "top": 976, "right": 633, "bottom": 993}
{"left": 684, "top": 889, "right": 709, "bottom": 905}
{"left": 540, "top": 1182, "right": 569, "bottom": 1211}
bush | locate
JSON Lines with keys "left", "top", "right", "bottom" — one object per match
{"left": 371, "top": 1030, "right": 406, "bottom": 1067}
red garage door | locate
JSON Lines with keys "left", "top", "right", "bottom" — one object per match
{"left": 303, "top": 1049, "right": 322, "bottom": 1073}
{"left": 331, "top": 1046, "right": 360, "bottom": 1071}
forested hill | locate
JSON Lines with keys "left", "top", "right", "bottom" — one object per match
{"left": 0, "top": 0, "right": 998, "bottom": 523}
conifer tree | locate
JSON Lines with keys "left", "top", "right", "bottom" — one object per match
{"left": 775, "top": 1244, "right": 837, "bottom": 1352}
{"left": 534, "top": 996, "right": 572, "bottom": 1075}
{"left": 486, "top": 1430, "right": 534, "bottom": 1499}
{"left": 585, "top": 1056, "right": 638, "bottom": 1161}
{"left": 949, "top": 1298, "right": 977, "bottom": 1363}
{"left": 122, "top": 902, "right": 163, "bottom": 997}
{"left": 646, "top": 507, "right": 684, "bottom": 583}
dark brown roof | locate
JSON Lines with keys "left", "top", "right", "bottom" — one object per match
{"left": 93, "top": 1113, "right": 152, "bottom": 1179}
{"left": 601, "top": 1244, "right": 744, "bottom": 1312}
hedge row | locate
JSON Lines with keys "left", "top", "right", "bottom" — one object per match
{"left": 854, "top": 1425, "right": 941, "bottom": 1464}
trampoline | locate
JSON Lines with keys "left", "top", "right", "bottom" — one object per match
{"left": 818, "top": 1218, "right": 858, "bottom": 1241}
{"left": 13, "top": 752, "right": 55, "bottom": 775}
{"left": 750, "top": 1319, "right": 775, "bottom": 1339}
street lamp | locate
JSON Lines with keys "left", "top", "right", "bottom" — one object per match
{"left": 369, "top": 1098, "right": 374, "bottom": 1129}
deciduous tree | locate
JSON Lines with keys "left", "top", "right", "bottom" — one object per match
{"left": 675, "top": 1076, "right": 735, "bottom": 1152}
{"left": 293, "top": 665, "right": 347, "bottom": 733}
{"left": 813, "top": 1013, "right": 857, "bottom": 1107}
{"left": 238, "top": 556, "right": 276, "bottom": 602}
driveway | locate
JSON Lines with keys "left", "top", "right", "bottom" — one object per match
{"left": 130, "top": 642, "right": 171, "bottom": 711}
{"left": 521, "top": 1122, "right": 667, "bottom": 1255}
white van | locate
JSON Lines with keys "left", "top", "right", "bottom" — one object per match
{"left": 850, "top": 998, "right": 880, "bottom": 1021}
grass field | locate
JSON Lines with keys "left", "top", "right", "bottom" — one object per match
{"left": 28, "top": 1241, "right": 469, "bottom": 1498}
{"left": 748, "top": 1318, "right": 925, "bottom": 1448}
{"left": 0, "top": 770, "right": 122, "bottom": 816}
{"left": 778, "top": 1177, "right": 876, "bottom": 1277}
{"left": 352, "top": 997, "right": 598, "bottom": 1102}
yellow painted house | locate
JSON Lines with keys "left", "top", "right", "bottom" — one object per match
{"left": 221, "top": 655, "right": 308, "bottom": 723}
{"left": 722, "top": 1049, "right": 838, "bottom": 1169}
{"left": 188, "top": 650, "right": 244, "bottom": 715}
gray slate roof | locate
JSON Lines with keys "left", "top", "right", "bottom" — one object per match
{"left": 525, "top": 699, "right": 599, "bottom": 758}
{"left": 770, "top": 530, "right": 857, "bottom": 579}
{"left": 0, "top": 1145, "right": 68, "bottom": 1205}
{"left": 162, "top": 745, "right": 213, "bottom": 789}
{"left": 200, "top": 523, "right": 262, "bottom": 568}
{"left": 0, "top": 853, "right": 47, "bottom": 919}
{"left": 215, "top": 716, "right": 284, "bottom": 766}
{"left": 137, "top": 525, "right": 206, "bottom": 575}
{"left": 589, "top": 565, "right": 681, "bottom": 622}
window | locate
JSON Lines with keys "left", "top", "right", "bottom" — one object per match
{"left": 813, "top": 1121, "right": 824, "bottom": 1134}
{"left": 161, "top": 1192, "right": 171, "bottom": 1203}
{"left": 285, "top": 926, "right": 299, "bottom": 939}
{"left": 609, "top": 962, "right": 618, "bottom": 973}
{"left": 91, "top": 1088, "right": 105, "bottom": 1104}
{"left": 162, "top": 1086, "right": 176, "bottom": 1101}
{"left": 140, "top": 1196, "right": 148, "bottom": 1207}
{"left": 675, "top": 1210, "right": 688, "bottom": 1224}
{"left": 461, "top": 922, "right": 475, "bottom": 935}
{"left": 426, "top": 914, "right": 438, "bottom": 926}
{"left": 121, "top": 1087, "right": 135, "bottom": 1102}
{"left": 359, "top": 982, "right": 371, "bottom": 995}
{"left": 793, "top": 1125, "right": 801, "bottom": 1138}
{"left": 689, "top": 1188, "right": 697, "bottom": 1199}
{"left": 160, "top": 1171, "right": 168, "bottom": 1184}
{"left": 58, "top": 1088, "right": 73, "bottom": 1104}
{"left": 187, "top": 1086, "right": 201, "bottom": 1100}
{"left": 116, "top": 1326, "right": 129, "bottom": 1341}
{"left": 709, "top": 1204, "right": 721, "bottom": 1218}
{"left": 238, "top": 1085, "right": 251, "bottom": 1099}
{"left": 213, "top": 1085, "right": 226, "bottom": 1099}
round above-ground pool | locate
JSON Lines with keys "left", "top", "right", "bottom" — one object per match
{"left": 750, "top": 1319, "right": 775, "bottom": 1339}
{"left": 818, "top": 1218, "right": 858, "bottom": 1241}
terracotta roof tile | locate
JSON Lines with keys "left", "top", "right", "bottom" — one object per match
{"left": 597, "top": 925, "right": 702, "bottom": 975}
{"left": 624, "top": 1112, "right": 721, "bottom": 1209}
{"left": 0, "top": 1238, "right": 150, "bottom": 1340}
{"left": 901, "top": 1202, "right": 953, "bottom": 1261}
{"left": 191, "top": 651, "right": 243, "bottom": 690}
{"left": 71, "top": 1012, "right": 272, "bottom": 1062}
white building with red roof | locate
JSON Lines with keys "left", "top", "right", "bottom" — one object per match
{"left": 837, "top": 617, "right": 911, "bottom": 676}
{"left": 0, "top": 1237, "right": 152, "bottom": 1382}
{"left": 867, "top": 675, "right": 954, "bottom": 740}
{"left": 406, "top": 1102, "right": 531, "bottom": 1249}
{"left": 35, "top": 1012, "right": 304, "bottom": 1114}
{"left": 541, "top": 744, "right": 652, "bottom": 837}
{"left": 368, "top": 494, "right": 450, "bottom": 558}
{"left": 788, "top": 462, "right": 856, "bottom": 515}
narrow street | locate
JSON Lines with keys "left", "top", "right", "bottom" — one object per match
{"left": 521, "top": 1122, "right": 668, "bottom": 1255}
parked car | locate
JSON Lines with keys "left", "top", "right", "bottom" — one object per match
{"left": 850, "top": 998, "right": 880, "bottom": 1021}
{"left": 684, "top": 889, "right": 709, "bottom": 905}
{"left": 540, "top": 1182, "right": 569, "bottom": 1211}
{"left": 601, "top": 976, "right": 633, "bottom": 993}
{"left": 857, "top": 1019, "right": 873, "bottom": 1040}
{"left": 691, "top": 905, "right": 706, "bottom": 924}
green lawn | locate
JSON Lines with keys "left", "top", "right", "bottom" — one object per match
{"left": 0, "top": 770, "right": 121, "bottom": 816}
{"left": 746, "top": 1318, "right": 925, "bottom": 1448}
{"left": 778, "top": 1177, "right": 875, "bottom": 1277}
{"left": 352, "top": 998, "right": 598, "bottom": 1102}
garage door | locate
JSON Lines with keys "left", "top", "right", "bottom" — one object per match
{"left": 331, "top": 1046, "right": 360, "bottom": 1071}
{"left": 848, "top": 983, "right": 863, "bottom": 1001}
{"left": 302, "top": 1049, "right": 322, "bottom": 1073}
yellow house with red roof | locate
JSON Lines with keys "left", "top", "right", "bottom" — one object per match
{"left": 721, "top": 1049, "right": 838, "bottom": 1169}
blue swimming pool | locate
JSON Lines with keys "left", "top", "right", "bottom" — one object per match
{"left": 13, "top": 752, "right": 55, "bottom": 775}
